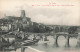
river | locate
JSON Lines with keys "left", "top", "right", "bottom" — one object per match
{"left": 2, "top": 36, "right": 80, "bottom": 52}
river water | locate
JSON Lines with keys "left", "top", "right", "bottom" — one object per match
{"left": 4, "top": 36, "right": 80, "bottom": 52}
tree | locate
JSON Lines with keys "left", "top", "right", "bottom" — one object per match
{"left": 60, "top": 27, "right": 64, "bottom": 32}
{"left": 68, "top": 26, "right": 78, "bottom": 34}
{"left": 54, "top": 27, "right": 59, "bottom": 33}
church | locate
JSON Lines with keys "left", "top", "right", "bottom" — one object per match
{"left": 3, "top": 10, "right": 32, "bottom": 31}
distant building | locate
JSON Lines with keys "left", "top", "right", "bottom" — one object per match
{"left": 0, "top": 36, "right": 2, "bottom": 42}
{"left": 0, "top": 9, "right": 79, "bottom": 33}
{"left": 4, "top": 10, "right": 32, "bottom": 31}
{"left": 1, "top": 33, "right": 15, "bottom": 44}
{"left": 1, "top": 26, "right": 9, "bottom": 31}
{"left": 21, "top": 10, "right": 26, "bottom": 18}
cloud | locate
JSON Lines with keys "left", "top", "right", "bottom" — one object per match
{"left": 0, "top": 0, "right": 80, "bottom": 26}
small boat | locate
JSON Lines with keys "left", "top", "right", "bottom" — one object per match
{"left": 4, "top": 46, "right": 16, "bottom": 51}
{"left": 21, "top": 39, "right": 39, "bottom": 46}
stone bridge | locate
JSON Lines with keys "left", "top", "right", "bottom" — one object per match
{"left": 54, "top": 33, "right": 78, "bottom": 47}
{"left": 25, "top": 32, "right": 79, "bottom": 47}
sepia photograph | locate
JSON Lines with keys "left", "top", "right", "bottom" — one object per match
{"left": 0, "top": 0, "right": 80, "bottom": 52}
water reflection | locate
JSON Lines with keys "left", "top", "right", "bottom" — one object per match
{"left": 58, "top": 36, "right": 66, "bottom": 47}
{"left": 0, "top": 36, "right": 80, "bottom": 52}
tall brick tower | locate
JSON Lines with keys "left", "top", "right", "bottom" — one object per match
{"left": 21, "top": 10, "right": 26, "bottom": 18}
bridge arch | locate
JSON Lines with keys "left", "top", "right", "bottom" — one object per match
{"left": 58, "top": 36, "right": 67, "bottom": 47}
{"left": 54, "top": 34, "right": 67, "bottom": 47}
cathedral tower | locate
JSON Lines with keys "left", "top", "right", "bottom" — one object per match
{"left": 21, "top": 10, "right": 26, "bottom": 18}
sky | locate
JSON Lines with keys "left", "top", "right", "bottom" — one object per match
{"left": 0, "top": 0, "right": 80, "bottom": 26}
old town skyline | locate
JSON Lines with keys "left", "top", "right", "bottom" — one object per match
{"left": 0, "top": 0, "right": 80, "bottom": 26}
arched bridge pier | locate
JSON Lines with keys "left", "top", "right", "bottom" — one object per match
{"left": 54, "top": 33, "right": 78, "bottom": 47}
{"left": 24, "top": 33, "right": 79, "bottom": 47}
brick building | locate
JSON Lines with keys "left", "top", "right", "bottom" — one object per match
{"left": 4, "top": 10, "right": 32, "bottom": 31}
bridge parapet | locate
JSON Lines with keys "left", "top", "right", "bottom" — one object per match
{"left": 67, "top": 34, "right": 78, "bottom": 37}
{"left": 25, "top": 33, "right": 79, "bottom": 37}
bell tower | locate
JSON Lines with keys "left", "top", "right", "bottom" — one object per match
{"left": 21, "top": 10, "right": 26, "bottom": 18}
